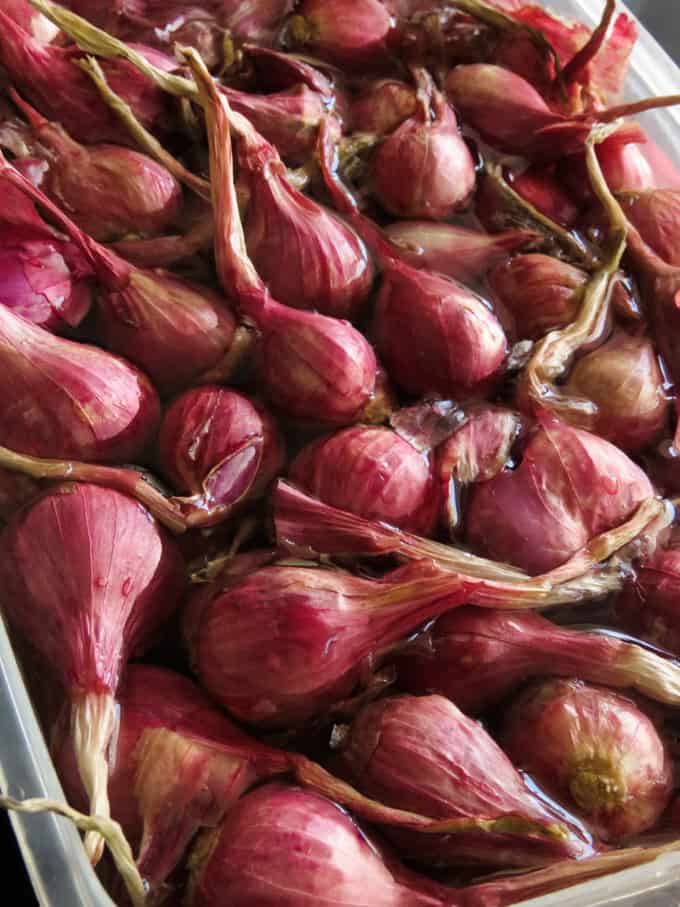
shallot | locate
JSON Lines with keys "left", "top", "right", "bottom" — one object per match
{"left": 501, "top": 680, "right": 673, "bottom": 841}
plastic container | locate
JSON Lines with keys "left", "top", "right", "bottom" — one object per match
{"left": 1, "top": 3, "right": 680, "bottom": 906}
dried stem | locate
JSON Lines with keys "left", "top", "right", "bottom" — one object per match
{"left": 0, "top": 795, "right": 146, "bottom": 907}
{"left": 71, "top": 691, "right": 116, "bottom": 865}
{"left": 76, "top": 56, "right": 210, "bottom": 201}
{"left": 561, "top": 0, "right": 617, "bottom": 86}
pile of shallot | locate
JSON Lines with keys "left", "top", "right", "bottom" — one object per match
{"left": 2, "top": 0, "right": 680, "bottom": 904}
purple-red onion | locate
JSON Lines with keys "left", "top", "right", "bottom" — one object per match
{"left": 338, "top": 694, "right": 591, "bottom": 866}
{"left": 0, "top": 467, "right": 39, "bottom": 522}
{"left": 288, "top": 426, "right": 437, "bottom": 536}
{"left": 466, "top": 414, "right": 654, "bottom": 575}
{"left": 383, "top": 221, "right": 537, "bottom": 284}
{"left": 289, "top": 0, "right": 394, "bottom": 69}
{"left": 11, "top": 92, "right": 182, "bottom": 241}
{"left": 187, "top": 50, "right": 391, "bottom": 426}
{"left": 509, "top": 166, "right": 581, "bottom": 227}
{"left": 618, "top": 189, "right": 680, "bottom": 267}
{"left": 369, "top": 70, "right": 476, "bottom": 220}
{"left": 158, "top": 386, "right": 285, "bottom": 528}
{"left": 396, "top": 606, "right": 680, "bottom": 714}
{"left": 501, "top": 680, "right": 673, "bottom": 841}
{"left": 0, "top": 483, "right": 186, "bottom": 859}
{"left": 0, "top": 154, "right": 243, "bottom": 396}
{"left": 184, "top": 561, "right": 476, "bottom": 728}
{"left": 564, "top": 331, "right": 669, "bottom": 452}
{"left": 0, "top": 303, "right": 159, "bottom": 462}
{"left": 0, "top": 225, "right": 92, "bottom": 332}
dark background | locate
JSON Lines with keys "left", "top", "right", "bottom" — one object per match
{"left": 3, "top": 3, "right": 679, "bottom": 906}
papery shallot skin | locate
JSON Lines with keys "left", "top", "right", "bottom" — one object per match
{"left": 617, "top": 547, "right": 680, "bottom": 655}
{"left": 288, "top": 426, "right": 437, "bottom": 536}
{"left": 373, "top": 260, "right": 507, "bottom": 398}
{"left": 509, "top": 166, "right": 580, "bottom": 228}
{"left": 0, "top": 228, "right": 92, "bottom": 332}
{"left": 501, "top": 680, "right": 673, "bottom": 841}
{"left": 159, "top": 385, "right": 284, "bottom": 509}
{"left": 466, "top": 416, "right": 654, "bottom": 575}
{"left": 185, "top": 563, "right": 471, "bottom": 728}
{"left": 0, "top": 484, "right": 185, "bottom": 696}
{"left": 564, "top": 332, "right": 669, "bottom": 452}
{"left": 186, "top": 783, "right": 443, "bottom": 907}
{"left": 338, "top": 694, "right": 590, "bottom": 867}
{"left": 369, "top": 88, "right": 476, "bottom": 220}
{"left": 13, "top": 112, "right": 183, "bottom": 241}
{"left": 290, "top": 0, "right": 394, "bottom": 69}
{"left": 488, "top": 254, "right": 587, "bottom": 341}
{"left": 0, "top": 304, "right": 160, "bottom": 462}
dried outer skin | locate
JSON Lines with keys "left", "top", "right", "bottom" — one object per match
{"left": 618, "top": 190, "right": 680, "bottom": 267}
{"left": 0, "top": 484, "right": 186, "bottom": 695}
{"left": 289, "top": 426, "right": 438, "bottom": 537}
{"left": 339, "top": 694, "right": 591, "bottom": 867}
{"left": 291, "top": 0, "right": 394, "bottom": 69}
{"left": 373, "top": 259, "right": 507, "bottom": 398}
{"left": 501, "top": 680, "right": 673, "bottom": 841}
{"left": 0, "top": 303, "right": 160, "bottom": 462}
{"left": 466, "top": 416, "right": 654, "bottom": 575}
{"left": 350, "top": 79, "right": 417, "bottom": 135}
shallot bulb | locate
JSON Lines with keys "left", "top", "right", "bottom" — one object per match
{"left": 184, "top": 562, "right": 476, "bottom": 728}
{"left": 11, "top": 94, "right": 182, "bottom": 241}
{"left": 187, "top": 49, "right": 390, "bottom": 425}
{"left": 501, "top": 680, "right": 673, "bottom": 841}
{"left": 337, "top": 694, "right": 591, "bottom": 866}
{"left": 369, "top": 70, "right": 476, "bottom": 220}
{"left": 488, "top": 254, "right": 588, "bottom": 340}
{"left": 564, "top": 331, "right": 669, "bottom": 451}
{"left": 316, "top": 118, "right": 508, "bottom": 399}
{"left": 0, "top": 226, "right": 92, "bottom": 332}
{"left": 158, "top": 386, "right": 285, "bottom": 528}
{"left": 288, "top": 426, "right": 437, "bottom": 536}
{"left": 466, "top": 414, "right": 654, "bottom": 575}
{"left": 396, "top": 607, "right": 680, "bottom": 714}
{"left": 232, "top": 108, "right": 373, "bottom": 320}
{"left": 350, "top": 79, "right": 417, "bottom": 135}
{"left": 0, "top": 303, "right": 159, "bottom": 462}
{"left": 0, "top": 484, "right": 186, "bottom": 859}
{"left": 0, "top": 467, "right": 39, "bottom": 522}
{"left": 0, "top": 11, "right": 173, "bottom": 145}
{"left": 618, "top": 190, "right": 680, "bottom": 266}
{"left": 289, "top": 0, "right": 394, "bottom": 69}
{"left": 373, "top": 261, "right": 508, "bottom": 398}
{"left": 53, "top": 665, "right": 268, "bottom": 889}
{"left": 0, "top": 155, "right": 243, "bottom": 396}
{"left": 617, "top": 547, "right": 680, "bottom": 655}
{"left": 223, "top": 83, "right": 330, "bottom": 166}
{"left": 186, "top": 783, "right": 449, "bottom": 907}
{"left": 383, "top": 221, "right": 537, "bottom": 284}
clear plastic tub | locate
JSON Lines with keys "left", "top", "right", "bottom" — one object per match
{"left": 1, "top": 2, "right": 680, "bottom": 906}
